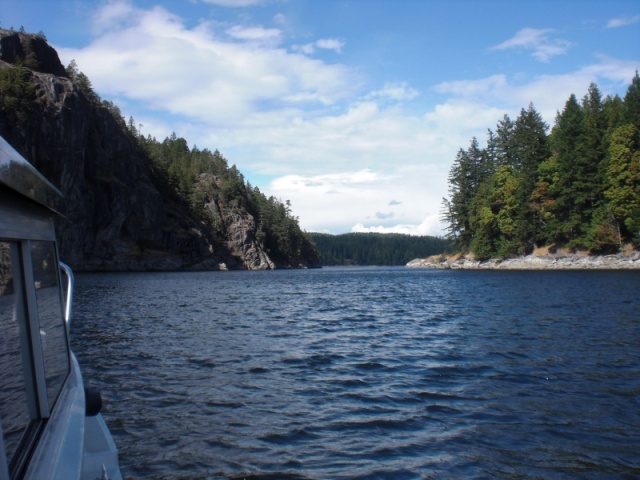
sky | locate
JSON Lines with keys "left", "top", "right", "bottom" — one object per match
{"left": 1, "top": 0, "right": 639, "bottom": 236}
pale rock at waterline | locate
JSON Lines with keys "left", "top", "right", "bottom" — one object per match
{"left": 407, "top": 252, "right": 640, "bottom": 270}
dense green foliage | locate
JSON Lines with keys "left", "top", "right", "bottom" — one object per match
{"left": 135, "top": 131, "right": 319, "bottom": 263}
{"left": 0, "top": 65, "right": 36, "bottom": 126}
{"left": 442, "top": 74, "right": 640, "bottom": 259}
{"left": 310, "top": 232, "right": 452, "bottom": 266}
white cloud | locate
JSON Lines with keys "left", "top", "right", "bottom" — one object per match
{"left": 226, "top": 25, "right": 282, "bottom": 45}
{"left": 273, "top": 13, "right": 286, "bottom": 26}
{"left": 264, "top": 167, "right": 448, "bottom": 236}
{"left": 57, "top": 1, "right": 357, "bottom": 126}
{"left": 90, "top": 0, "right": 139, "bottom": 34}
{"left": 352, "top": 216, "right": 444, "bottom": 237}
{"left": 315, "top": 38, "right": 344, "bottom": 53}
{"left": 369, "top": 82, "right": 420, "bottom": 101}
{"left": 432, "top": 55, "right": 638, "bottom": 125}
{"left": 491, "top": 28, "right": 572, "bottom": 62}
{"left": 293, "top": 43, "right": 315, "bottom": 55}
{"left": 424, "top": 100, "right": 506, "bottom": 145}
{"left": 433, "top": 74, "right": 508, "bottom": 97}
{"left": 201, "top": 0, "right": 265, "bottom": 6}
{"left": 293, "top": 38, "right": 345, "bottom": 55}
{"left": 607, "top": 14, "right": 640, "bottom": 28}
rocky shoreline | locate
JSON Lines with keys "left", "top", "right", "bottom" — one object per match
{"left": 407, "top": 251, "right": 640, "bottom": 270}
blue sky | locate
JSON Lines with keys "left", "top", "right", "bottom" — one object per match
{"left": 2, "top": 0, "right": 639, "bottom": 236}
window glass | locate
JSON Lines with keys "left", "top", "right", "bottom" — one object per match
{"left": 0, "top": 242, "right": 31, "bottom": 464}
{"left": 31, "top": 241, "right": 69, "bottom": 410}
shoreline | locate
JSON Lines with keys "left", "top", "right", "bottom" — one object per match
{"left": 407, "top": 251, "right": 640, "bottom": 270}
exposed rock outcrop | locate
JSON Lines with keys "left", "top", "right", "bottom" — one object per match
{"left": 407, "top": 251, "right": 640, "bottom": 270}
{"left": 0, "top": 29, "right": 319, "bottom": 271}
{"left": 224, "top": 211, "right": 276, "bottom": 270}
{"left": 0, "top": 31, "right": 66, "bottom": 76}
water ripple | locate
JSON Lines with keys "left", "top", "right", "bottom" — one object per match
{"left": 72, "top": 268, "right": 640, "bottom": 479}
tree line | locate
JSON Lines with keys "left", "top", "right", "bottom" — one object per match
{"left": 441, "top": 73, "right": 640, "bottom": 259}
{"left": 310, "top": 232, "right": 452, "bottom": 266}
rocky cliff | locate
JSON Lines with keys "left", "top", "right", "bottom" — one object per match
{"left": 0, "top": 29, "right": 320, "bottom": 271}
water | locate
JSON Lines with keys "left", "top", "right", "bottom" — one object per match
{"left": 71, "top": 267, "right": 640, "bottom": 479}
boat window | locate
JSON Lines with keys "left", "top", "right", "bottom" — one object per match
{"left": 0, "top": 242, "right": 32, "bottom": 466}
{"left": 30, "top": 241, "right": 69, "bottom": 411}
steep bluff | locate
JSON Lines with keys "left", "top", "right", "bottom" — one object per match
{"left": 0, "top": 29, "right": 320, "bottom": 271}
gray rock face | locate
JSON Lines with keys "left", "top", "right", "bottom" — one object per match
{"left": 0, "top": 29, "right": 284, "bottom": 271}
{"left": 224, "top": 211, "right": 276, "bottom": 270}
{"left": 0, "top": 31, "right": 66, "bottom": 76}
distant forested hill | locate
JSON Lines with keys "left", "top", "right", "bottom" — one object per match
{"left": 442, "top": 73, "right": 640, "bottom": 259}
{"left": 310, "top": 232, "right": 452, "bottom": 266}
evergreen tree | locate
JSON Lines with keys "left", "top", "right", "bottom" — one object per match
{"left": 511, "top": 104, "right": 550, "bottom": 250}
{"left": 602, "top": 94, "right": 625, "bottom": 133}
{"left": 604, "top": 124, "right": 640, "bottom": 245}
{"left": 442, "top": 137, "right": 489, "bottom": 250}
{"left": 66, "top": 60, "right": 99, "bottom": 102}
{"left": 531, "top": 155, "right": 561, "bottom": 245}
{"left": 469, "top": 165, "right": 521, "bottom": 259}
{"left": 492, "top": 114, "right": 516, "bottom": 168}
{"left": 468, "top": 180, "right": 497, "bottom": 260}
{"left": 550, "top": 94, "right": 591, "bottom": 246}
{"left": 0, "top": 65, "right": 37, "bottom": 126}
{"left": 442, "top": 148, "right": 472, "bottom": 250}
{"left": 623, "top": 71, "right": 640, "bottom": 136}
{"left": 582, "top": 84, "right": 607, "bottom": 184}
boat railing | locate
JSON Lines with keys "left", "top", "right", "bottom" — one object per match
{"left": 60, "top": 261, "right": 74, "bottom": 330}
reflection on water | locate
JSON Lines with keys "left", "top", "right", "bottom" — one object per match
{"left": 72, "top": 268, "right": 640, "bottom": 479}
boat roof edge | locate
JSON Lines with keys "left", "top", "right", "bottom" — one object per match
{"left": 0, "top": 135, "right": 63, "bottom": 214}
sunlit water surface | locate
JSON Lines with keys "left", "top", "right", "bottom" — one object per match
{"left": 71, "top": 268, "right": 640, "bottom": 479}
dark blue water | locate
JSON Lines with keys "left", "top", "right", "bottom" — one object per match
{"left": 71, "top": 267, "right": 640, "bottom": 479}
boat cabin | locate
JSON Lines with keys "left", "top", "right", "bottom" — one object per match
{"left": 0, "top": 136, "right": 121, "bottom": 479}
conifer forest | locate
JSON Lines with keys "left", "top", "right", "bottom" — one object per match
{"left": 441, "top": 73, "right": 640, "bottom": 259}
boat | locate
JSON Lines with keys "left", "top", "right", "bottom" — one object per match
{"left": 0, "top": 135, "right": 122, "bottom": 480}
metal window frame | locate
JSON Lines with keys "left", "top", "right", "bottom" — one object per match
{"left": 21, "top": 240, "right": 52, "bottom": 418}
{"left": 0, "top": 240, "right": 48, "bottom": 479}
{"left": 0, "top": 189, "right": 70, "bottom": 479}
{"left": 9, "top": 242, "right": 42, "bottom": 421}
